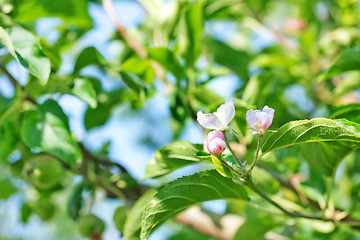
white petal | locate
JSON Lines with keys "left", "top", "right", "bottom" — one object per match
{"left": 224, "top": 98, "right": 235, "bottom": 126}
{"left": 197, "top": 112, "right": 221, "bottom": 130}
{"left": 246, "top": 109, "right": 261, "bottom": 130}
{"left": 262, "top": 106, "right": 275, "bottom": 130}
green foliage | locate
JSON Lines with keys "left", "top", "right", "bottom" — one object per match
{"left": 0, "top": 179, "right": 17, "bottom": 199}
{"left": 140, "top": 170, "right": 249, "bottom": 239}
{"left": 0, "top": 26, "right": 51, "bottom": 84}
{"left": 318, "top": 46, "right": 360, "bottom": 82}
{"left": 1, "top": 0, "right": 360, "bottom": 239}
{"left": 144, "top": 141, "right": 211, "bottom": 179}
{"left": 261, "top": 118, "right": 360, "bottom": 155}
{"left": 21, "top": 100, "right": 82, "bottom": 168}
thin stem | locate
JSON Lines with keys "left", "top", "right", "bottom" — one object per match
{"left": 245, "top": 136, "right": 262, "bottom": 175}
{"left": 223, "top": 131, "right": 246, "bottom": 172}
{"left": 246, "top": 178, "right": 327, "bottom": 221}
{"left": 0, "top": 63, "right": 17, "bottom": 88}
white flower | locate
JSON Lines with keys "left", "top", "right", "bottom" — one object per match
{"left": 246, "top": 105, "right": 275, "bottom": 135}
{"left": 197, "top": 99, "right": 235, "bottom": 131}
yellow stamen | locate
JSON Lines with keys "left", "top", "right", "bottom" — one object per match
{"left": 255, "top": 121, "right": 262, "bottom": 130}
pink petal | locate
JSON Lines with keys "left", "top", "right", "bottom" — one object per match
{"left": 208, "top": 137, "right": 226, "bottom": 155}
{"left": 261, "top": 106, "right": 275, "bottom": 130}
{"left": 197, "top": 112, "right": 221, "bottom": 130}
{"left": 246, "top": 109, "right": 261, "bottom": 130}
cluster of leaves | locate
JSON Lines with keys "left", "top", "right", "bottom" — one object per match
{"left": 1, "top": 0, "right": 360, "bottom": 239}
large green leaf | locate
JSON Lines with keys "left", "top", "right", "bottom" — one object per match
{"left": 21, "top": 99, "right": 82, "bottom": 168}
{"left": 148, "top": 47, "right": 184, "bottom": 81}
{"left": 140, "top": 170, "right": 249, "bottom": 239}
{"left": 318, "top": 46, "right": 360, "bottom": 82}
{"left": 261, "top": 118, "right": 360, "bottom": 156}
{"left": 144, "top": 141, "right": 211, "bottom": 179}
{"left": 0, "top": 27, "right": 51, "bottom": 85}
{"left": 15, "top": 0, "right": 92, "bottom": 27}
{"left": 123, "top": 189, "right": 156, "bottom": 240}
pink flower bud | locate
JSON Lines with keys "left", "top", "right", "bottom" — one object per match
{"left": 206, "top": 131, "right": 226, "bottom": 155}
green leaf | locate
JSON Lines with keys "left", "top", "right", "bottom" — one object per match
{"left": 123, "top": 189, "right": 156, "bottom": 240}
{"left": 330, "top": 104, "right": 360, "bottom": 124}
{"left": 204, "top": 36, "right": 251, "bottom": 79}
{"left": 121, "top": 57, "right": 155, "bottom": 85}
{"left": 184, "top": 0, "right": 205, "bottom": 67}
{"left": 211, "top": 155, "right": 233, "bottom": 178}
{"left": 261, "top": 118, "right": 360, "bottom": 156}
{"left": 144, "top": 141, "right": 211, "bottom": 179}
{"left": 21, "top": 99, "right": 82, "bottom": 168}
{"left": 0, "top": 179, "right": 17, "bottom": 199}
{"left": 0, "top": 27, "right": 51, "bottom": 85}
{"left": 233, "top": 216, "right": 276, "bottom": 240}
{"left": 318, "top": 46, "right": 360, "bottom": 82}
{"left": 15, "top": 0, "right": 92, "bottom": 27}
{"left": 148, "top": 47, "right": 184, "bottom": 81}
{"left": 68, "top": 183, "right": 84, "bottom": 220}
{"left": 140, "top": 170, "right": 249, "bottom": 239}
{"left": 73, "top": 47, "right": 108, "bottom": 74}
{"left": 120, "top": 72, "right": 147, "bottom": 101}
{"left": 71, "top": 78, "right": 98, "bottom": 108}
{"left": 300, "top": 141, "right": 353, "bottom": 177}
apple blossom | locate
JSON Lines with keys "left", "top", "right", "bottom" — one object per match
{"left": 206, "top": 131, "right": 226, "bottom": 155}
{"left": 197, "top": 99, "right": 235, "bottom": 131}
{"left": 246, "top": 106, "right": 275, "bottom": 135}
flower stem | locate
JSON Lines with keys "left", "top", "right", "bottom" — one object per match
{"left": 223, "top": 131, "right": 246, "bottom": 172}
{"left": 245, "top": 136, "right": 262, "bottom": 176}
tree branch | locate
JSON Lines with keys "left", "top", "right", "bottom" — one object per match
{"left": 102, "top": 0, "right": 147, "bottom": 58}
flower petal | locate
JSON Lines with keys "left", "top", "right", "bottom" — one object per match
{"left": 261, "top": 106, "right": 275, "bottom": 130}
{"left": 224, "top": 98, "right": 235, "bottom": 126}
{"left": 197, "top": 112, "right": 221, "bottom": 130}
{"left": 246, "top": 109, "right": 261, "bottom": 130}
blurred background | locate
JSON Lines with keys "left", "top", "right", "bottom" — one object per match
{"left": 1, "top": 0, "right": 360, "bottom": 239}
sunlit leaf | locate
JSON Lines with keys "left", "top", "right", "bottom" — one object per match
{"left": 261, "top": 118, "right": 360, "bottom": 156}
{"left": 140, "top": 170, "right": 249, "bottom": 239}
{"left": 71, "top": 78, "right": 97, "bottom": 108}
{"left": 144, "top": 141, "right": 211, "bottom": 179}
{"left": 15, "top": 0, "right": 92, "bottom": 27}
{"left": 21, "top": 99, "right": 82, "bottom": 168}
{"left": 0, "top": 26, "right": 51, "bottom": 84}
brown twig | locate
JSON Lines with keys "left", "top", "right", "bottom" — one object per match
{"left": 102, "top": 0, "right": 147, "bottom": 58}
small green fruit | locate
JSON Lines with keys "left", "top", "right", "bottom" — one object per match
{"left": 27, "top": 155, "right": 64, "bottom": 189}
{"left": 77, "top": 214, "right": 105, "bottom": 238}
{"left": 33, "top": 198, "right": 55, "bottom": 221}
